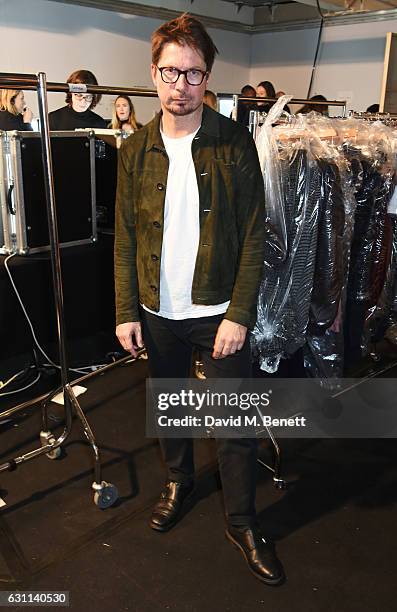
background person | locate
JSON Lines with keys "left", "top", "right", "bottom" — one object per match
{"left": 109, "top": 95, "right": 141, "bottom": 134}
{"left": 242, "top": 84, "right": 256, "bottom": 98}
{"left": 256, "top": 80, "right": 276, "bottom": 113}
{"left": 298, "top": 94, "right": 329, "bottom": 116}
{"left": 203, "top": 89, "right": 217, "bottom": 110}
{"left": 0, "top": 89, "right": 33, "bottom": 131}
{"left": 235, "top": 84, "right": 256, "bottom": 126}
{"left": 49, "top": 69, "right": 107, "bottom": 130}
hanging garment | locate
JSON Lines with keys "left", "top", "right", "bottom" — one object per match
{"left": 364, "top": 217, "right": 397, "bottom": 347}
{"left": 252, "top": 149, "right": 321, "bottom": 372}
{"left": 252, "top": 113, "right": 397, "bottom": 378}
{"left": 304, "top": 162, "right": 357, "bottom": 382}
{"left": 308, "top": 160, "right": 346, "bottom": 333}
{"left": 345, "top": 157, "right": 395, "bottom": 361}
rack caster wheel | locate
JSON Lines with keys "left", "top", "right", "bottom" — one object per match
{"left": 273, "top": 479, "right": 287, "bottom": 490}
{"left": 46, "top": 446, "right": 61, "bottom": 460}
{"left": 40, "top": 431, "right": 61, "bottom": 460}
{"left": 93, "top": 482, "right": 119, "bottom": 509}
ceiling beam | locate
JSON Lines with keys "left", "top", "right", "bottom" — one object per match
{"left": 46, "top": 0, "right": 397, "bottom": 32}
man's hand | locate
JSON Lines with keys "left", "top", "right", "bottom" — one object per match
{"left": 116, "top": 322, "right": 143, "bottom": 357}
{"left": 212, "top": 319, "right": 247, "bottom": 359}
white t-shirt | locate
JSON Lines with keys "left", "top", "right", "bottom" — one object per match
{"left": 142, "top": 127, "right": 230, "bottom": 319}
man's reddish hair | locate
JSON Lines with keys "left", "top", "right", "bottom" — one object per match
{"left": 151, "top": 13, "right": 218, "bottom": 72}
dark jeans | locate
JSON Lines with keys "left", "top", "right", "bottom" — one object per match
{"left": 142, "top": 309, "right": 258, "bottom": 527}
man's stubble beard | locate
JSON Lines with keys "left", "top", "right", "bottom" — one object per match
{"left": 164, "top": 97, "right": 202, "bottom": 117}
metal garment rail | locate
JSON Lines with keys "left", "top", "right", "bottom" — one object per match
{"left": 226, "top": 94, "right": 347, "bottom": 121}
{"left": 0, "top": 73, "right": 159, "bottom": 98}
{"left": 348, "top": 110, "right": 397, "bottom": 121}
{"left": 0, "top": 71, "right": 158, "bottom": 508}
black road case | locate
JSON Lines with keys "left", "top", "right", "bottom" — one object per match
{"left": 0, "top": 131, "right": 96, "bottom": 255}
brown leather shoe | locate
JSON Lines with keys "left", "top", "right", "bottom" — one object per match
{"left": 226, "top": 524, "right": 285, "bottom": 586}
{"left": 150, "top": 481, "right": 194, "bottom": 532}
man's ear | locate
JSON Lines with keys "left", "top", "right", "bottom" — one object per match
{"left": 150, "top": 64, "right": 157, "bottom": 87}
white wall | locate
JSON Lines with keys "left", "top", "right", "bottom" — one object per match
{"left": 0, "top": 0, "right": 251, "bottom": 124}
{"left": 250, "top": 19, "right": 397, "bottom": 113}
{"left": 2, "top": 0, "right": 396, "bottom": 119}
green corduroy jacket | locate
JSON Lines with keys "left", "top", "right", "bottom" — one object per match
{"left": 114, "top": 104, "right": 266, "bottom": 330}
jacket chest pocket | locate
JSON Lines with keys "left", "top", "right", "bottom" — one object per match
{"left": 135, "top": 169, "right": 167, "bottom": 226}
{"left": 197, "top": 159, "right": 235, "bottom": 210}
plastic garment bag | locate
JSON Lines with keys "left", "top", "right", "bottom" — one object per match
{"left": 363, "top": 217, "right": 397, "bottom": 350}
{"left": 306, "top": 118, "right": 397, "bottom": 378}
{"left": 253, "top": 112, "right": 397, "bottom": 378}
{"left": 304, "top": 161, "right": 357, "bottom": 383}
{"left": 252, "top": 111, "right": 325, "bottom": 372}
{"left": 255, "top": 95, "right": 292, "bottom": 264}
{"left": 299, "top": 116, "right": 356, "bottom": 382}
{"left": 342, "top": 121, "right": 396, "bottom": 360}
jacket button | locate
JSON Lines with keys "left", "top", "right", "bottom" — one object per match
{"left": 153, "top": 221, "right": 161, "bottom": 228}
{"left": 157, "top": 183, "right": 165, "bottom": 191}
{"left": 151, "top": 254, "right": 158, "bottom": 261}
{"left": 150, "top": 285, "right": 158, "bottom": 293}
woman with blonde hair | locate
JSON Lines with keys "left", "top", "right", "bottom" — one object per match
{"left": 203, "top": 89, "right": 217, "bottom": 111}
{"left": 109, "top": 95, "right": 141, "bottom": 135}
{"left": 0, "top": 89, "right": 33, "bottom": 131}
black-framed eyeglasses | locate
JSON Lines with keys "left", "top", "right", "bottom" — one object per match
{"left": 157, "top": 66, "right": 208, "bottom": 86}
{"left": 73, "top": 93, "right": 93, "bottom": 102}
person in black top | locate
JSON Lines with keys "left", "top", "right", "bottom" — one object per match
{"left": 255, "top": 80, "right": 276, "bottom": 113}
{"left": 49, "top": 69, "right": 107, "bottom": 130}
{"left": 298, "top": 94, "right": 329, "bottom": 116}
{"left": 235, "top": 84, "right": 256, "bottom": 126}
{"left": 0, "top": 89, "right": 33, "bottom": 131}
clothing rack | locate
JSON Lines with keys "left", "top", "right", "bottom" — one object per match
{"left": 247, "top": 108, "right": 395, "bottom": 142}
{"left": 226, "top": 94, "right": 347, "bottom": 121}
{"left": 347, "top": 110, "right": 397, "bottom": 126}
{"left": 252, "top": 106, "right": 397, "bottom": 380}
{"left": 348, "top": 110, "right": 397, "bottom": 119}
{"left": 0, "top": 72, "right": 158, "bottom": 508}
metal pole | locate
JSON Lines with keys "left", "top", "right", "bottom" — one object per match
{"left": 231, "top": 94, "right": 239, "bottom": 121}
{"left": 0, "top": 72, "right": 37, "bottom": 87}
{"left": 307, "top": 18, "right": 324, "bottom": 99}
{"left": 0, "top": 73, "right": 159, "bottom": 98}
{"left": 36, "top": 72, "right": 70, "bottom": 411}
{"left": 248, "top": 109, "right": 258, "bottom": 138}
{"left": 0, "top": 75, "right": 346, "bottom": 111}
{"left": 237, "top": 96, "right": 346, "bottom": 108}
